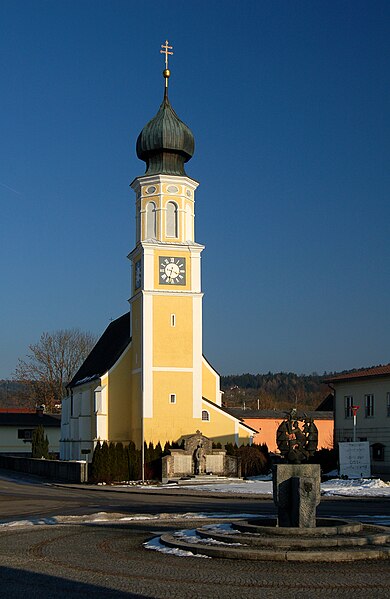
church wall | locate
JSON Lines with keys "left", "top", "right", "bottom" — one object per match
{"left": 199, "top": 402, "right": 252, "bottom": 446}
{"left": 131, "top": 298, "right": 142, "bottom": 370}
{"left": 95, "top": 384, "right": 108, "bottom": 442}
{"left": 202, "top": 358, "right": 220, "bottom": 404}
{"left": 152, "top": 295, "right": 193, "bottom": 368}
{"left": 105, "top": 346, "right": 133, "bottom": 442}
{"left": 145, "top": 371, "right": 195, "bottom": 444}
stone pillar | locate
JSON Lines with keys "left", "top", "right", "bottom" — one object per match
{"left": 273, "top": 464, "right": 321, "bottom": 528}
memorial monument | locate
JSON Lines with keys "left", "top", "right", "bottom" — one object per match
{"left": 161, "top": 431, "right": 240, "bottom": 482}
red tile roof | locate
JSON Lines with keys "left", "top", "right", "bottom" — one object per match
{"left": 325, "top": 364, "right": 390, "bottom": 383}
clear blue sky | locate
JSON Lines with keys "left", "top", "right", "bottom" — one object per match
{"left": 1, "top": 0, "right": 389, "bottom": 379}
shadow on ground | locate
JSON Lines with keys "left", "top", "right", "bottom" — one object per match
{"left": 0, "top": 566, "right": 152, "bottom": 599}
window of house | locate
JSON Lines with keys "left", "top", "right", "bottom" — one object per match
{"left": 365, "top": 394, "right": 374, "bottom": 417}
{"left": 18, "top": 429, "right": 33, "bottom": 440}
{"left": 372, "top": 443, "right": 385, "bottom": 461}
{"left": 202, "top": 410, "right": 210, "bottom": 422}
{"left": 169, "top": 394, "right": 176, "bottom": 404}
{"left": 387, "top": 392, "right": 390, "bottom": 417}
{"left": 344, "top": 396, "right": 353, "bottom": 418}
{"left": 146, "top": 202, "right": 156, "bottom": 239}
{"left": 166, "top": 202, "right": 178, "bottom": 237}
{"left": 171, "top": 314, "right": 176, "bottom": 327}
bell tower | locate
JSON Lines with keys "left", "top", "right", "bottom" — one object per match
{"left": 128, "top": 42, "right": 204, "bottom": 445}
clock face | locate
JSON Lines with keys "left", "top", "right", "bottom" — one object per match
{"left": 159, "top": 256, "right": 186, "bottom": 285}
{"left": 135, "top": 260, "right": 142, "bottom": 289}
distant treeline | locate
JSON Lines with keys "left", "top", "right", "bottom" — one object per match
{"left": 221, "top": 366, "right": 390, "bottom": 411}
{"left": 220, "top": 372, "right": 329, "bottom": 411}
{"left": 0, "top": 380, "right": 31, "bottom": 409}
{"left": 221, "top": 371, "right": 325, "bottom": 391}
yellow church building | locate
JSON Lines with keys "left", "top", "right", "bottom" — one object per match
{"left": 60, "top": 50, "right": 255, "bottom": 462}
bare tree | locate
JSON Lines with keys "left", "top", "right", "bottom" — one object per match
{"left": 14, "top": 329, "right": 97, "bottom": 412}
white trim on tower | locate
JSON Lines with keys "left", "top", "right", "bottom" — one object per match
{"left": 143, "top": 292, "right": 153, "bottom": 418}
{"left": 192, "top": 294, "right": 203, "bottom": 419}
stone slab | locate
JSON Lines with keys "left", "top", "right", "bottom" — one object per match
{"left": 273, "top": 464, "right": 321, "bottom": 527}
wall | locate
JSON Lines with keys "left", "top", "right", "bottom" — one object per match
{"left": 334, "top": 376, "right": 390, "bottom": 475}
{"left": 0, "top": 455, "right": 87, "bottom": 482}
{"left": 0, "top": 426, "right": 60, "bottom": 455}
{"left": 242, "top": 417, "right": 334, "bottom": 452}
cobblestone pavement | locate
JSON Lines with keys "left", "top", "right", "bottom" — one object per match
{"left": 0, "top": 519, "right": 389, "bottom": 599}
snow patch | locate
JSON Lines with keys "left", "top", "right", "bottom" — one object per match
{"left": 144, "top": 536, "right": 210, "bottom": 558}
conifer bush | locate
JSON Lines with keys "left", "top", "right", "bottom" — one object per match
{"left": 90, "top": 441, "right": 103, "bottom": 483}
{"left": 31, "top": 425, "right": 49, "bottom": 459}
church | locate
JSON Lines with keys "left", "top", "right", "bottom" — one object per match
{"left": 60, "top": 45, "right": 255, "bottom": 462}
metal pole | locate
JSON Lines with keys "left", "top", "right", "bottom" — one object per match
{"left": 352, "top": 406, "right": 359, "bottom": 443}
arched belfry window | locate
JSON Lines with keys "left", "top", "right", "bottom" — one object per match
{"left": 146, "top": 202, "right": 156, "bottom": 239}
{"left": 166, "top": 202, "right": 178, "bottom": 237}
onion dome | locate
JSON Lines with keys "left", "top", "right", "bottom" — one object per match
{"left": 136, "top": 78, "right": 194, "bottom": 177}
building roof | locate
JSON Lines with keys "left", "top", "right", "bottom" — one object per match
{"left": 225, "top": 408, "right": 333, "bottom": 421}
{"left": 136, "top": 91, "right": 194, "bottom": 177}
{"left": 316, "top": 393, "right": 334, "bottom": 411}
{"left": 325, "top": 364, "right": 390, "bottom": 384}
{"left": 0, "top": 413, "right": 61, "bottom": 427}
{"left": 68, "top": 313, "right": 131, "bottom": 388}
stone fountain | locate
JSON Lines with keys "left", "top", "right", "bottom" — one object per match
{"left": 155, "top": 410, "right": 390, "bottom": 561}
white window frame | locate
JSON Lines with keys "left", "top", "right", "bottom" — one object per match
{"left": 169, "top": 393, "right": 176, "bottom": 404}
{"left": 344, "top": 395, "right": 353, "bottom": 419}
{"left": 365, "top": 394, "right": 374, "bottom": 418}
{"left": 201, "top": 410, "right": 210, "bottom": 422}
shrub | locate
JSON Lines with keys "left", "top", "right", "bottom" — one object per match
{"left": 31, "top": 425, "right": 49, "bottom": 459}
{"left": 236, "top": 444, "right": 270, "bottom": 477}
{"left": 310, "top": 447, "right": 337, "bottom": 474}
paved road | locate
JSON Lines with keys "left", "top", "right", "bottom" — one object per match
{"left": 0, "top": 471, "right": 390, "bottom": 598}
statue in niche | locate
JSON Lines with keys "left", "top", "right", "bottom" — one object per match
{"left": 194, "top": 442, "right": 206, "bottom": 475}
{"left": 276, "top": 409, "right": 318, "bottom": 464}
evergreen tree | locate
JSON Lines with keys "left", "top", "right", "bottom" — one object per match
{"left": 31, "top": 425, "right": 49, "bottom": 458}
{"left": 91, "top": 441, "right": 103, "bottom": 483}
{"left": 115, "top": 442, "right": 127, "bottom": 481}
{"left": 108, "top": 442, "right": 117, "bottom": 481}
{"left": 100, "top": 441, "right": 110, "bottom": 482}
{"left": 127, "top": 442, "right": 141, "bottom": 480}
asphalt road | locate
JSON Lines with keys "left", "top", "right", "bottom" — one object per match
{"left": 0, "top": 470, "right": 390, "bottom": 598}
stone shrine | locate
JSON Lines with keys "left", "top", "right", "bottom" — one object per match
{"left": 161, "top": 431, "right": 240, "bottom": 483}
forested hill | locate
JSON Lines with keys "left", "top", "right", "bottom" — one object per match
{"left": 220, "top": 372, "right": 330, "bottom": 411}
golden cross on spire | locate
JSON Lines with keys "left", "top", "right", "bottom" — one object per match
{"left": 160, "top": 40, "right": 173, "bottom": 69}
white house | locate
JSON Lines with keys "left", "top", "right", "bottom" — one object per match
{"left": 0, "top": 409, "right": 61, "bottom": 456}
{"left": 326, "top": 365, "right": 390, "bottom": 476}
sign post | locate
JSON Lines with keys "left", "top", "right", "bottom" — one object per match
{"left": 352, "top": 405, "right": 360, "bottom": 442}
{"left": 339, "top": 442, "right": 371, "bottom": 478}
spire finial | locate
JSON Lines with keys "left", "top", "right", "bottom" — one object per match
{"left": 160, "top": 40, "right": 173, "bottom": 92}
